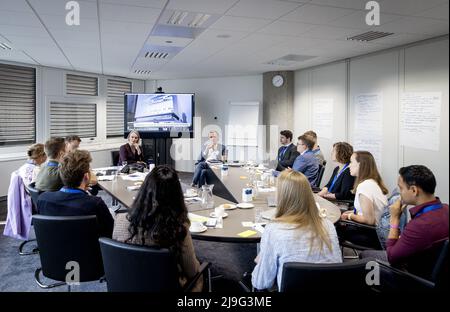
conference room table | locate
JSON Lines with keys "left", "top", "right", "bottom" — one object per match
{"left": 97, "top": 164, "right": 341, "bottom": 244}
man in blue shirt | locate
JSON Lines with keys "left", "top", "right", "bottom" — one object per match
{"left": 37, "top": 149, "right": 113, "bottom": 238}
{"left": 291, "top": 134, "right": 320, "bottom": 185}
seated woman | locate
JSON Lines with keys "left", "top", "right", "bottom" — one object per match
{"left": 338, "top": 151, "right": 389, "bottom": 246}
{"left": 119, "top": 130, "right": 144, "bottom": 166}
{"left": 252, "top": 170, "right": 342, "bottom": 291}
{"left": 18, "top": 143, "right": 47, "bottom": 186}
{"left": 113, "top": 165, "right": 203, "bottom": 292}
{"left": 318, "top": 142, "right": 355, "bottom": 201}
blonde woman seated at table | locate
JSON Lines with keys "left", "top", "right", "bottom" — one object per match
{"left": 252, "top": 170, "right": 342, "bottom": 291}
{"left": 318, "top": 142, "right": 355, "bottom": 201}
{"left": 119, "top": 130, "right": 145, "bottom": 166}
{"left": 18, "top": 143, "right": 47, "bottom": 186}
{"left": 113, "top": 165, "right": 203, "bottom": 292}
{"left": 338, "top": 151, "right": 388, "bottom": 246}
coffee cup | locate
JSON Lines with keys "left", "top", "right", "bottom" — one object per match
{"left": 186, "top": 188, "right": 197, "bottom": 197}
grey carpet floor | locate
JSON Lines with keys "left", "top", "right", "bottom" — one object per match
{"left": 0, "top": 172, "right": 251, "bottom": 292}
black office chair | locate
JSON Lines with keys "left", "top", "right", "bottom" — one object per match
{"left": 373, "top": 260, "right": 435, "bottom": 292}
{"left": 432, "top": 239, "right": 449, "bottom": 290}
{"left": 280, "top": 259, "right": 375, "bottom": 292}
{"left": 336, "top": 219, "right": 383, "bottom": 260}
{"left": 314, "top": 164, "right": 326, "bottom": 189}
{"left": 99, "top": 237, "right": 211, "bottom": 292}
{"left": 18, "top": 182, "right": 42, "bottom": 256}
{"left": 111, "top": 150, "right": 120, "bottom": 166}
{"left": 33, "top": 215, "right": 104, "bottom": 291}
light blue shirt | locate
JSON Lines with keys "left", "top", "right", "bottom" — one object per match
{"left": 292, "top": 150, "right": 320, "bottom": 185}
{"left": 251, "top": 220, "right": 342, "bottom": 291}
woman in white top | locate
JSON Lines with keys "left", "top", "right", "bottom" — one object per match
{"left": 341, "top": 151, "right": 388, "bottom": 225}
{"left": 18, "top": 143, "right": 47, "bottom": 186}
{"left": 338, "top": 151, "right": 388, "bottom": 247}
{"left": 252, "top": 170, "right": 342, "bottom": 291}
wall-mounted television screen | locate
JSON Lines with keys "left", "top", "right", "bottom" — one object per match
{"left": 124, "top": 93, "right": 194, "bottom": 138}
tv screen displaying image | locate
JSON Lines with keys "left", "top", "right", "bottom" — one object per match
{"left": 125, "top": 93, "right": 194, "bottom": 138}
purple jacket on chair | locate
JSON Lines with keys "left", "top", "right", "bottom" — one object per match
{"left": 3, "top": 171, "right": 33, "bottom": 240}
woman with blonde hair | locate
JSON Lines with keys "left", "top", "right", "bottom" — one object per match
{"left": 119, "top": 130, "right": 144, "bottom": 166}
{"left": 18, "top": 143, "right": 47, "bottom": 186}
{"left": 252, "top": 170, "right": 342, "bottom": 291}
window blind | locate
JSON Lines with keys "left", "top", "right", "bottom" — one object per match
{"left": 0, "top": 63, "right": 36, "bottom": 146}
{"left": 106, "top": 79, "right": 131, "bottom": 137}
{"left": 50, "top": 102, "right": 97, "bottom": 138}
{"left": 66, "top": 74, "right": 98, "bottom": 96}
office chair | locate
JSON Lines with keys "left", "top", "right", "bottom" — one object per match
{"left": 314, "top": 164, "right": 326, "bottom": 188}
{"left": 280, "top": 259, "right": 375, "bottom": 292}
{"left": 18, "top": 182, "right": 42, "bottom": 256}
{"left": 33, "top": 215, "right": 105, "bottom": 291}
{"left": 111, "top": 150, "right": 120, "bottom": 166}
{"left": 99, "top": 237, "right": 211, "bottom": 292}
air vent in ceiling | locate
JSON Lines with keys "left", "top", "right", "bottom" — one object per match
{"left": 347, "top": 31, "right": 394, "bottom": 42}
{"left": 144, "top": 51, "right": 169, "bottom": 59}
{"left": 0, "top": 42, "right": 12, "bottom": 50}
{"left": 265, "top": 54, "right": 317, "bottom": 66}
{"left": 134, "top": 70, "right": 152, "bottom": 75}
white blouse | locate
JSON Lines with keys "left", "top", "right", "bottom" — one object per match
{"left": 354, "top": 179, "right": 388, "bottom": 225}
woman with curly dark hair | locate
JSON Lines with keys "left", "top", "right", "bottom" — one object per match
{"left": 113, "top": 165, "right": 203, "bottom": 291}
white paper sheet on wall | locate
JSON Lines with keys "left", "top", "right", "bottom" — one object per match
{"left": 354, "top": 94, "right": 383, "bottom": 166}
{"left": 400, "top": 92, "right": 441, "bottom": 151}
{"left": 312, "top": 98, "right": 334, "bottom": 139}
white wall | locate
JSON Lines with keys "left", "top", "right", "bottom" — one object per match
{"left": 294, "top": 36, "right": 449, "bottom": 202}
{"left": 146, "top": 75, "right": 263, "bottom": 172}
{"left": 0, "top": 62, "right": 145, "bottom": 197}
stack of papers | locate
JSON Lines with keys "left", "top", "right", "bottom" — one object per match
{"left": 121, "top": 172, "right": 148, "bottom": 181}
{"left": 97, "top": 175, "right": 115, "bottom": 181}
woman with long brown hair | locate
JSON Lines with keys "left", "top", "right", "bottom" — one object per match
{"left": 341, "top": 151, "right": 388, "bottom": 225}
{"left": 113, "top": 165, "right": 203, "bottom": 291}
{"left": 252, "top": 170, "right": 341, "bottom": 291}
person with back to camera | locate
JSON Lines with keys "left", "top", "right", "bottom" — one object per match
{"left": 113, "top": 165, "right": 203, "bottom": 291}
{"left": 35, "top": 137, "right": 66, "bottom": 192}
{"left": 119, "top": 130, "right": 145, "bottom": 166}
{"left": 18, "top": 143, "right": 47, "bottom": 186}
{"left": 251, "top": 170, "right": 342, "bottom": 291}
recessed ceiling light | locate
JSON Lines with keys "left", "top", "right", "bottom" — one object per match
{"left": 165, "top": 40, "right": 173, "bottom": 44}
{"left": 167, "top": 11, "right": 189, "bottom": 25}
{"left": 0, "top": 42, "right": 12, "bottom": 50}
{"left": 189, "top": 13, "right": 211, "bottom": 28}
{"left": 217, "top": 34, "right": 231, "bottom": 39}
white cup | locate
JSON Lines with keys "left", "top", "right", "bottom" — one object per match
{"left": 214, "top": 206, "right": 225, "bottom": 218}
{"left": 186, "top": 188, "right": 196, "bottom": 197}
{"left": 190, "top": 221, "right": 203, "bottom": 231}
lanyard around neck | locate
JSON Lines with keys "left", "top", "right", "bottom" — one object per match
{"left": 414, "top": 203, "right": 442, "bottom": 218}
{"left": 328, "top": 163, "right": 349, "bottom": 193}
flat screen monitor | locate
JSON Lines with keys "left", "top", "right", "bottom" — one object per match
{"left": 124, "top": 93, "right": 194, "bottom": 138}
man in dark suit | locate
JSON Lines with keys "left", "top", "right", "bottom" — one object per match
{"left": 276, "top": 130, "right": 299, "bottom": 171}
{"left": 37, "top": 149, "right": 113, "bottom": 238}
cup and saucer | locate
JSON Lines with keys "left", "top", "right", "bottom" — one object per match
{"left": 210, "top": 211, "right": 229, "bottom": 218}
{"left": 189, "top": 221, "right": 207, "bottom": 233}
{"left": 184, "top": 188, "right": 198, "bottom": 198}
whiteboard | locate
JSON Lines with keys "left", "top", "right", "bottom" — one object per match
{"left": 227, "top": 102, "right": 259, "bottom": 147}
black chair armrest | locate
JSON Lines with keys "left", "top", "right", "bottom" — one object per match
{"left": 338, "top": 219, "right": 377, "bottom": 231}
{"left": 183, "top": 262, "right": 211, "bottom": 292}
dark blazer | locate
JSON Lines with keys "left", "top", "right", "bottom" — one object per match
{"left": 119, "top": 143, "right": 144, "bottom": 165}
{"left": 37, "top": 189, "right": 114, "bottom": 238}
{"left": 324, "top": 166, "right": 355, "bottom": 201}
{"left": 276, "top": 144, "right": 299, "bottom": 171}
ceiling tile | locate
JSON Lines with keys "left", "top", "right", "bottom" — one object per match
{"left": 377, "top": 16, "right": 449, "bottom": 35}
{"left": 210, "top": 16, "right": 272, "bottom": 32}
{"left": 281, "top": 4, "right": 356, "bottom": 24}
{"left": 301, "top": 25, "right": 363, "bottom": 40}
{"left": 379, "top": 0, "right": 448, "bottom": 16}
{"left": 226, "top": 0, "right": 302, "bottom": 19}
{"left": 413, "top": 2, "right": 449, "bottom": 20}
{"left": 309, "top": 0, "right": 371, "bottom": 10}
{"left": 257, "top": 21, "right": 317, "bottom": 36}
{"left": 0, "top": 11, "right": 42, "bottom": 27}
{"left": 326, "top": 10, "right": 402, "bottom": 29}
{"left": 100, "top": 3, "right": 161, "bottom": 23}
{"left": 0, "top": 0, "right": 32, "bottom": 12}
{"left": 100, "top": 0, "right": 167, "bottom": 9}
{"left": 0, "top": 49, "right": 38, "bottom": 64}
